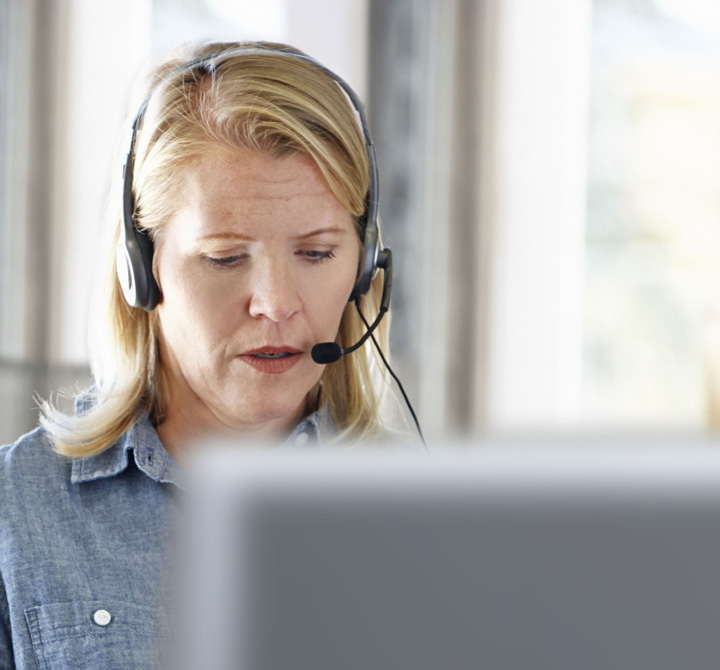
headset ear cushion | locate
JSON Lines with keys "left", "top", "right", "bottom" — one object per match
{"left": 350, "top": 217, "right": 379, "bottom": 301}
{"left": 117, "top": 226, "right": 161, "bottom": 311}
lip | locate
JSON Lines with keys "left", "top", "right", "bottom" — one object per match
{"left": 238, "top": 346, "right": 303, "bottom": 374}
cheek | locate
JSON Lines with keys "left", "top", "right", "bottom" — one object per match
{"left": 306, "top": 261, "right": 358, "bottom": 331}
{"left": 155, "top": 254, "right": 240, "bottom": 352}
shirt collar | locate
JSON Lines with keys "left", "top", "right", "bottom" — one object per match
{"left": 71, "top": 409, "right": 329, "bottom": 487}
{"left": 282, "top": 410, "right": 325, "bottom": 449}
{"left": 71, "top": 415, "right": 186, "bottom": 489}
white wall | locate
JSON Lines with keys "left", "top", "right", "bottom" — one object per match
{"left": 49, "top": 0, "right": 152, "bottom": 365}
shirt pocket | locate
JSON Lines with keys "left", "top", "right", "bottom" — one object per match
{"left": 25, "top": 600, "right": 168, "bottom": 670}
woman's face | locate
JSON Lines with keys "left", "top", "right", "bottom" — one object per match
{"left": 153, "top": 149, "right": 359, "bottom": 441}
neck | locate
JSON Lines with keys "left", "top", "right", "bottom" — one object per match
{"left": 156, "top": 390, "right": 318, "bottom": 464}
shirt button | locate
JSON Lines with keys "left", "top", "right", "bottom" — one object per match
{"left": 294, "top": 432, "right": 310, "bottom": 448}
{"left": 93, "top": 609, "right": 112, "bottom": 626}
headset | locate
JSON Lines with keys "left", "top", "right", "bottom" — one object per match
{"left": 119, "top": 44, "right": 382, "bottom": 312}
{"left": 118, "top": 44, "right": 425, "bottom": 445}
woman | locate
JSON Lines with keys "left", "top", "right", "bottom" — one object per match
{"left": 0, "top": 41, "right": 397, "bottom": 669}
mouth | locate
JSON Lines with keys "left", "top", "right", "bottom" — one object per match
{"left": 239, "top": 347, "right": 303, "bottom": 374}
{"left": 251, "top": 351, "right": 294, "bottom": 359}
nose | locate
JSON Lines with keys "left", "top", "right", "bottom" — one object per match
{"left": 247, "top": 257, "right": 301, "bottom": 322}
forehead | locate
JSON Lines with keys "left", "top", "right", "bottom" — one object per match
{"left": 182, "top": 149, "right": 329, "bottom": 202}
{"left": 167, "top": 149, "right": 354, "bottom": 240}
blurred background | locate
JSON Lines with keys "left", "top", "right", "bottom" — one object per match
{"left": 2, "top": 0, "right": 720, "bottom": 444}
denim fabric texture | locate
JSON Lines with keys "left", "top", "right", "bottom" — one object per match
{"left": 0, "top": 411, "right": 322, "bottom": 669}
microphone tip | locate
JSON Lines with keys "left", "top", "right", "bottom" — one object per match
{"left": 312, "top": 342, "right": 343, "bottom": 364}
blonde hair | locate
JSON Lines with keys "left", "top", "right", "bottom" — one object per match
{"left": 41, "top": 41, "right": 390, "bottom": 457}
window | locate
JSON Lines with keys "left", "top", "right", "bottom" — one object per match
{"left": 585, "top": 0, "right": 720, "bottom": 429}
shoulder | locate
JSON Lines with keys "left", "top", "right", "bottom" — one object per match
{"left": 0, "top": 427, "right": 72, "bottom": 501}
{"left": 1, "top": 425, "right": 65, "bottom": 467}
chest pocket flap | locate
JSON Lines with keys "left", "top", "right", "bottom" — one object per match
{"left": 25, "top": 600, "right": 167, "bottom": 670}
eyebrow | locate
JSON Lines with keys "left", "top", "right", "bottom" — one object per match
{"left": 198, "top": 227, "right": 348, "bottom": 243}
{"left": 197, "top": 232, "right": 254, "bottom": 242}
{"left": 295, "top": 227, "right": 348, "bottom": 240}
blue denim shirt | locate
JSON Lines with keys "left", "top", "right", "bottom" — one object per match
{"left": 0, "top": 412, "right": 323, "bottom": 669}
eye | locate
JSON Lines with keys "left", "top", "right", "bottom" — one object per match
{"left": 205, "top": 254, "right": 249, "bottom": 268}
{"left": 298, "top": 249, "right": 336, "bottom": 263}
